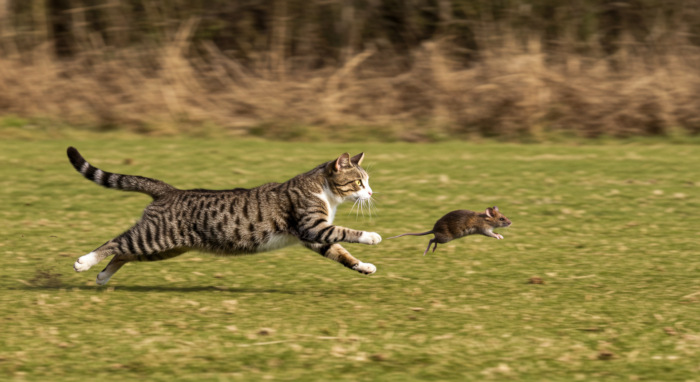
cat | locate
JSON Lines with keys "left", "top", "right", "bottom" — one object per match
{"left": 67, "top": 147, "right": 381, "bottom": 285}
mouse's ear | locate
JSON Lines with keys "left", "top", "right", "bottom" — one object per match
{"left": 493, "top": 206, "right": 499, "bottom": 212}
{"left": 485, "top": 207, "right": 494, "bottom": 218}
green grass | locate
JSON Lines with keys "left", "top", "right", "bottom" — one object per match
{"left": 1, "top": 137, "right": 699, "bottom": 381}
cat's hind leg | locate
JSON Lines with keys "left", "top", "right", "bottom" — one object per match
{"left": 75, "top": 219, "right": 188, "bottom": 284}
{"left": 74, "top": 241, "right": 120, "bottom": 272}
{"left": 303, "top": 243, "right": 376, "bottom": 275}
{"left": 96, "top": 255, "right": 127, "bottom": 285}
{"left": 74, "top": 224, "right": 147, "bottom": 273}
{"left": 95, "top": 248, "right": 188, "bottom": 285}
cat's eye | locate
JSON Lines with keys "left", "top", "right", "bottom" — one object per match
{"left": 355, "top": 180, "right": 362, "bottom": 186}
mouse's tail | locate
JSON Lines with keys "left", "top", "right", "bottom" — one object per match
{"left": 387, "top": 230, "right": 433, "bottom": 239}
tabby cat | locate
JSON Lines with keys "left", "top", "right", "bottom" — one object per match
{"left": 67, "top": 147, "right": 381, "bottom": 285}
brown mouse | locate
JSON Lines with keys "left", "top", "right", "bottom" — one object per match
{"left": 387, "top": 206, "right": 512, "bottom": 255}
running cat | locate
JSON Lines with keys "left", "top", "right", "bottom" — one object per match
{"left": 67, "top": 147, "right": 381, "bottom": 285}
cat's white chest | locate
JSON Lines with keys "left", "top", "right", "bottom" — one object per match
{"left": 327, "top": 204, "right": 338, "bottom": 224}
{"left": 315, "top": 187, "right": 341, "bottom": 224}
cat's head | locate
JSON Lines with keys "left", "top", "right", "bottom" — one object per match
{"left": 325, "top": 153, "right": 373, "bottom": 201}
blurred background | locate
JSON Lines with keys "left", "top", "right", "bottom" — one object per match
{"left": 1, "top": 0, "right": 700, "bottom": 141}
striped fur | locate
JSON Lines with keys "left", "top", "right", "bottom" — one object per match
{"left": 68, "top": 147, "right": 380, "bottom": 285}
{"left": 67, "top": 147, "right": 175, "bottom": 197}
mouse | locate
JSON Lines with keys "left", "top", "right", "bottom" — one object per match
{"left": 387, "top": 206, "right": 512, "bottom": 255}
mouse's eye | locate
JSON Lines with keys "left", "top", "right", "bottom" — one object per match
{"left": 355, "top": 180, "right": 362, "bottom": 186}
{"left": 499, "top": 217, "right": 505, "bottom": 221}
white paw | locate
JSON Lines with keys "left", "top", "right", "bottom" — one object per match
{"left": 495, "top": 234, "right": 504, "bottom": 240}
{"left": 74, "top": 252, "right": 99, "bottom": 272}
{"left": 352, "top": 262, "right": 377, "bottom": 275}
{"left": 359, "top": 232, "right": 382, "bottom": 245}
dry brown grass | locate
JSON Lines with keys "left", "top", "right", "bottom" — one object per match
{"left": 2, "top": 18, "right": 700, "bottom": 140}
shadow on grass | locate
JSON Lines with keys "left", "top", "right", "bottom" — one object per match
{"left": 10, "top": 283, "right": 340, "bottom": 295}
{"left": 107, "top": 285, "right": 323, "bottom": 295}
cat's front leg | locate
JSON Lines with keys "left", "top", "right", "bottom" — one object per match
{"left": 301, "top": 221, "right": 382, "bottom": 245}
{"left": 351, "top": 261, "right": 377, "bottom": 274}
{"left": 303, "top": 243, "right": 376, "bottom": 275}
{"left": 358, "top": 231, "right": 382, "bottom": 245}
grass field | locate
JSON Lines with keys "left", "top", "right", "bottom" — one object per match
{"left": 1, "top": 137, "right": 699, "bottom": 381}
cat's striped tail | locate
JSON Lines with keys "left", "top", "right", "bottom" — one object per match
{"left": 67, "top": 147, "right": 176, "bottom": 198}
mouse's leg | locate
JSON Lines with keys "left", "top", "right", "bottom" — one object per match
{"left": 482, "top": 230, "right": 504, "bottom": 240}
{"left": 423, "top": 239, "right": 437, "bottom": 256}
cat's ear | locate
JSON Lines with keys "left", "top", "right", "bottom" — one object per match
{"left": 350, "top": 152, "right": 365, "bottom": 167}
{"left": 333, "top": 153, "right": 351, "bottom": 172}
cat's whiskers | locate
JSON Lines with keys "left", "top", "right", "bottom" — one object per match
{"left": 349, "top": 198, "right": 363, "bottom": 219}
{"left": 368, "top": 197, "right": 377, "bottom": 217}
{"left": 348, "top": 196, "right": 377, "bottom": 220}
